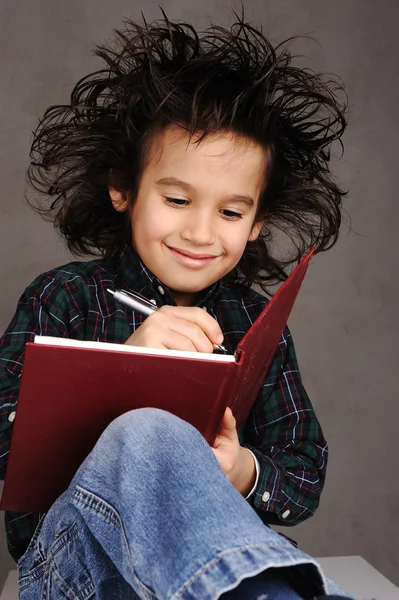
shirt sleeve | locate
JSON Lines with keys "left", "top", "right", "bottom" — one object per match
{"left": 0, "top": 276, "right": 73, "bottom": 480}
{"left": 240, "top": 327, "right": 328, "bottom": 527}
{"left": 244, "top": 449, "right": 260, "bottom": 500}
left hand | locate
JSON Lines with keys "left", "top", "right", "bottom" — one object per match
{"left": 211, "top": 407, "right": 256, "bottom": 496}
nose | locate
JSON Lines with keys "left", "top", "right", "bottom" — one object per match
{"left": 180, "top": 209, "right": 216, "bottom": 246}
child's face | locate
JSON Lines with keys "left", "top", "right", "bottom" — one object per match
{"left": 110, "top": 126, "right": 268, "bottom": 305}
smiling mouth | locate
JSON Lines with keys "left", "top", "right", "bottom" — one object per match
{"left": 166, "top": 245, "right": 219, "bottom": 267}
{"left": 169, "top": 247, "right": 218, "bottom": 260}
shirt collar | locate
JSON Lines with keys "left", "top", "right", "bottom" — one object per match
{"left": 116, "top": 246, "right": 221, "bottom": 310}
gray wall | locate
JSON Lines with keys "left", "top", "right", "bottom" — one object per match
{"left": 1, "top": 0, "right": 398, "bottom": 590}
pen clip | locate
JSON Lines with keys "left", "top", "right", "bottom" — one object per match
{"left": 120, "top": 289, "right": 158, "bottom": 311}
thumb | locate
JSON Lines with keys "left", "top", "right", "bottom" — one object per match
{"left": 212, "top": 407, "right": 238, "bottom": 448}
{"left": 220, "top": 407, "right": 236, "bottom": 433}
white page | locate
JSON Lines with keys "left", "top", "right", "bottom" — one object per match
{"left": 33, "top": 335, "right": 236, "bottom": 363}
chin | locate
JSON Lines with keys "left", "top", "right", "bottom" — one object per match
{"left": 170, "top": 283, "right": 209, "bottom": 294}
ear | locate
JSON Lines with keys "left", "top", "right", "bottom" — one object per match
{"left": 248, "top": 220, "right": 263, "bottom": 242}
{"left": 109, "top": 186, "right": 129, "bottom": 213}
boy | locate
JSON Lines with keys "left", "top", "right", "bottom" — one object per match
{"left": 0, "top": 13, "right": 349, "bottom": 600}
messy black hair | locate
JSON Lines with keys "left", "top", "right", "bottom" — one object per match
{"left": 27, "top": 11, "right": 347, "bottom": 289}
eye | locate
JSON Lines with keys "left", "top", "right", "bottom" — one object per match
{"left": 165, "top": 197, "right": 188, "bottom": 207}
{"left": 221, "top": 209, "right": 243, "bottom": 220}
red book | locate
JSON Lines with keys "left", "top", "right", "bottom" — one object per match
{"left": 1, "top": 249, "right": 314, "bottom": 512}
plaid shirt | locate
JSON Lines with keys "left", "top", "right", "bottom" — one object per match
{"left": 0, "top": 248, "right": 327, "bottom": 561}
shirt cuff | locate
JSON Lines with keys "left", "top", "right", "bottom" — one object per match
{"left": 244, "top": 448, "right": 260, "bottom": 500}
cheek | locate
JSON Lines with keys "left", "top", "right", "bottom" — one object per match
{"left": 132, "top": 205, "right": 168, "bottom": 242}
{"left": 222, "top": 224, "right": 253, "bottom": 258}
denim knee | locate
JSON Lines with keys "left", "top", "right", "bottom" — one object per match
{"left": 108, "top": 407, "right": 202, "bottom": 446}
{"left": 85, "top": 408, "right": 207, "bottom": 470}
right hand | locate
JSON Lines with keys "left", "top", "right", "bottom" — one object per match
{"left": 124, "top": 305, "right": 224, "bottom": 353}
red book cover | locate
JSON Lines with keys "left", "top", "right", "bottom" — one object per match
{"left": 1, "top": 248, "right": 314, "bottom": 512}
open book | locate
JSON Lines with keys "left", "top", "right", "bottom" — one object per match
{"left": 1, "top": 248, "right": 314, "bottom": 512}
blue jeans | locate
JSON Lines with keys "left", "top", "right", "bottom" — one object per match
{"left": 17, "top": 409, "right": 350, "bottom": 599}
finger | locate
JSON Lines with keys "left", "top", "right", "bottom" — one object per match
{"left": 158, "top": 306, "right": 224, "bottom": 346}
{"left": 161, "top": 330, "right": 199, "bottom": 352}
{"left": 167, "top": 317, "right": 214, "bottom": 353}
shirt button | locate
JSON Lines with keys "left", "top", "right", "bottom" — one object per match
{"left": 157, "top": 286, "right": 165, "bottom": 296}
{"left": 262, "top": 491, "right": 270, "bottom": 502}
{"left": 8, "top": 411, "right": 16, "bottom": 423}
{"left": 281, "top": 509, "right": 290, "bottom": 519}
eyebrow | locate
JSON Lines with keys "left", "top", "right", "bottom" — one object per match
{"left": 155, "top": 177, "right": 255, "bottom": 208}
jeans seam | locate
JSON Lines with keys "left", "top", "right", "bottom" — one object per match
{"left": 73, "top": 486, "right": 156, "bottom": 599}
{"left": 73, "top": 487, "right": 121, "bottom": 528}
{"left": 51, "top": 564, "right": 94, "bottom": 600}
{"left": 19, "top": 564, "right": 46, "bottom": 591}
{"left": 19, "top": 524, "right": 80, "bottom": 591}
{"left": 48, "top": 522, "right": 80, "bottom": 558}
{"left": 17, "top": 513, "right": 46, "bottom": 572}
{"left": 172, "top": 543, "right": 292, "bottom": 600}
{"left": 20, "top": 547, "right": 95, "bottom": 599}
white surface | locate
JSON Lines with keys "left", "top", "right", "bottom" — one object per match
{"left": 1, "top": 556, "right": 398, "bottom": 599}
{"left": 316, "top": 555, "right": 399, "bottom": 600}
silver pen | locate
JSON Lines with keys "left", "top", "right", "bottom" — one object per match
{"left": 107, "top": 288, "right": 227, "bottom": 353}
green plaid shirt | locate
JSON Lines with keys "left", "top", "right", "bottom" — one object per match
{"left": 0, "top": 248, "right": 327, "bottom": 562}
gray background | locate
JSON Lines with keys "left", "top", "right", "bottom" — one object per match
{"left": 1, "top": 0, "right": 398, "bottom": 590}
